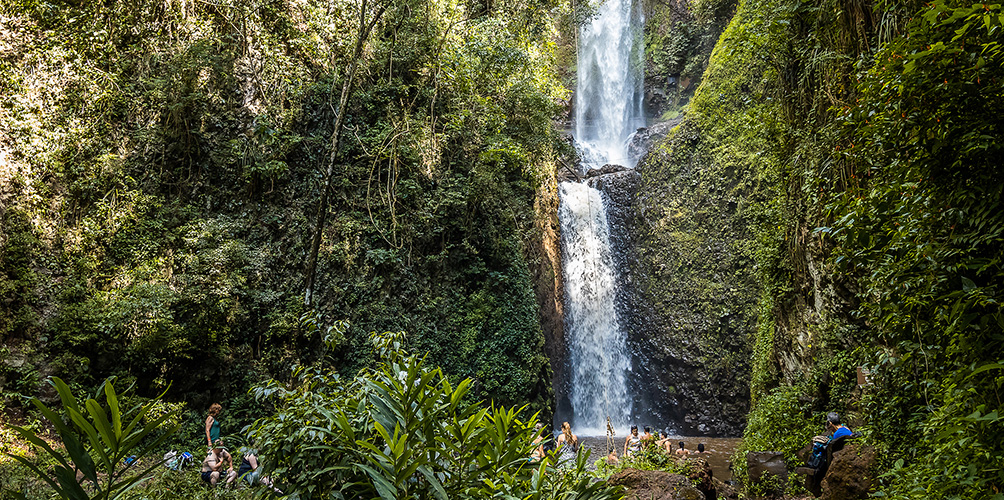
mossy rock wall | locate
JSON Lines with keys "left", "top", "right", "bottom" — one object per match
{"left": 622, "top": 121, "right": 753, "bottom": 436}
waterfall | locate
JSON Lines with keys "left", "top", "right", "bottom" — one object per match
{"left": 574, "top": 0, "right": 644, "bottom": 167}
{"left": 558, "top": 0, "right": 643, "bottom": 435}
{"left": 559, "top": 183, "right": 632, "bottom": 434}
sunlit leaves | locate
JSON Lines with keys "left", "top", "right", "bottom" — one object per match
{"left": 248, "top": 330, "right": 622, "bottom": 500}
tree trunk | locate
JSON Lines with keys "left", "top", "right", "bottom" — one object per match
{"left": 304, "top": 0, "right": 387, "bottom": 307}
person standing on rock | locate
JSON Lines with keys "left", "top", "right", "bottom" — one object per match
{"left": 641, "top": 426, "right": 654, "bottom": 445}
{"left": 205, "top": 403, "right": 223, "bottom": 449}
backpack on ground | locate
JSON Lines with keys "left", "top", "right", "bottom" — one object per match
{"left": 164, "top": 450, "right": 194, "bottom": 470}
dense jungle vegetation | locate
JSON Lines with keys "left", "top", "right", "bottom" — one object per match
{"left": 640, "top": 0, "right": 1003, "bottom": 496}
{"left": 0, "top": 0, "right": 570, "bottom": 433}
{"left": 2, "top": 0, "right": 1003, "bottom": 497}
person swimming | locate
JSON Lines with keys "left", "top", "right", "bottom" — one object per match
{"left": 675, "top": 441, "right": 690, "bottom": 457}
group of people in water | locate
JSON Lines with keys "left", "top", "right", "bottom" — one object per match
{"left": 609, "top": 424, "right": 712, "bottom": 464}
{"left": 530, "top": 421, "right": 713, "bottom": 465}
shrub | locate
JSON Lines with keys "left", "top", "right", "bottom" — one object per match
{"left": 248, "top": 330, "right": 623, "bottom": 500}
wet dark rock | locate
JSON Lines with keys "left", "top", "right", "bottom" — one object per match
{"left": 627, "top": 119, "right": 681, "bottom": 163}
{"left": 619, "top": 118, "right": 753, "bottom": 436}
{"left": 585, "top": 163, "right": 629, "bottom": 178}
{"left": 820, "top": 443, "right": 875, "bottom": 500}
{"left": 607, "top": 468, "right": 705, "bottom": 500}
{"left": 686, "top": 458, "right": 715, "bottom": 497}
{"left": 711, "top": 477, "right": 739, "bottom": 500}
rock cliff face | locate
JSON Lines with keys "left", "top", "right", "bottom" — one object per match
{"left": 574, "top": 118, "right": 749, "bottom": 436}
{"left": 617, "top": 120, "right": 754, "bottom": 436}
{"left": 531, "top": 172, "right": 566, "bottom": 425}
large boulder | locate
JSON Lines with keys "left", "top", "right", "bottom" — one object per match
{"left": 686, "top": 458, "right": 715, "bottom": 497}
{"left": 607, "top": 468, "right": 706, "bottom": 500}
{"left": 820, "top": 443, "right": 875, "bottom": 500}
{"left": 626, "top": 118, "right": 681, "bottom": 163}
{"left": 585, "top": 163, "right": 629, "bottom": 178}
{"left": 711, "top": 477, "right": 739, "bottom": 500}
{"left": 746, "top": 451, "right": 789, "bottom": 498}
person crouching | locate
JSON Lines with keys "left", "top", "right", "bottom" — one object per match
{"left": 202, "top": 439, "right": 237, "bottom": 487}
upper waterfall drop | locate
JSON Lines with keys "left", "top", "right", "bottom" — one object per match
{"left": 574, "top": 0, "right": 645, "bottom": 167}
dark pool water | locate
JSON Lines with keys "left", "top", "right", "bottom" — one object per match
{"left": 576, "top": 435, "right": 742, "bottom": 481}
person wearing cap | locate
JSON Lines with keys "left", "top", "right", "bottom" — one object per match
{"left": 201, "top": 439, "right": 237, "bottom": 487}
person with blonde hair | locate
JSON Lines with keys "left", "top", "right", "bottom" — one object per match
{"left": 555, "top": 421, "right": 579, "bottom": 461}
{"left": 205, "top": 403, "right": 222, "bottom": 449}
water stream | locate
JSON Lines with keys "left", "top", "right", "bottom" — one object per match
{"left": 558, "top": 0, "right": 644, "bottom": 436}
{"left": 559, "top": 183, "right": 631, "bottom": 435}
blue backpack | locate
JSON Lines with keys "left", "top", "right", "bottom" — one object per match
{"left": 808, "top": 441, "right": 827, "bottom": 469}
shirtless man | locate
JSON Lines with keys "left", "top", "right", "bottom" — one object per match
{"left": 201, "top": 439, "right": 237, "bottom": 487}
{"left": 605, "top": 447, "right": 620, "bottom": 465}
{"left": 641, "top": 426, "right": 654, "bottom": 444}
{"left": 675, "top": 441, "right": 690, "bottom": 457}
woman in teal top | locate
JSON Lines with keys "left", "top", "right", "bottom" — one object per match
{"left": 205, "top": 403, "right": 222, "bottom": 448}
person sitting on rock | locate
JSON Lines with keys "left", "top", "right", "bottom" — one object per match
{"left": 606, "top": 447, "right": 620, "bottom": 465}
{"left": 238, "top": 451, "right": 282, "bottom": 494}
{"left": 530, "top": 423, "right": 547, "bottom": 462}
{"left": 826, "top": 412, "right": 853, "bottom": 441}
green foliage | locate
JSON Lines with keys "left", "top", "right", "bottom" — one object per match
{"left": 673, "top": 0, "right": 1003, "bottom": 494}
{"left": 5, "top": 377, "right": 180, "bottom": 500}
{"left": 248, "top": 330, "right": 623, "bottom": 500}
{"left": 821, "top": 1, "right": 1004, "bottom": 497}
{"left": 0, "top": 0, "right": 565, "bottom": 423}
{"left": 592, "top": 441, "right": 699, "bottom": 481}
{"left": 732, "top": 386, "right": 817, "bottom": 494}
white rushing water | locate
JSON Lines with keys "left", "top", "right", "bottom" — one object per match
{"left": 574, "top": 0, "right": 644, "bottom": 167}
{"left": 558, "top": 0, "right": 644, "bottom": 436}
{"left": 559, "top": 182, "right": 632, "bottom": 435}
